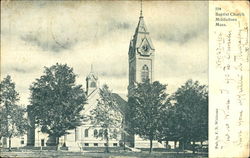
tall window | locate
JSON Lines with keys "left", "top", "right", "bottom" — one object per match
{"left": 94, "top": 129, "right": 98, "bottom": 137}
{"left": 84, "top": 129, "right": 89, "bottom": 137}
{"left": 21, "top": 138, "right": 24, "bottom": 145}
{"left": 141, "top": 65, "right": 149, "bottom": 82}
{"left": 41, "top": 139, "right": 45, "bottom": 146}
{"left": 99, "top": 129, "right": 103, "bottom": 137}
{"left": 113, "top": 129, "right": 117, "bottom": 139}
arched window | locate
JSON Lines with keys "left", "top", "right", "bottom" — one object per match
{"left": 90, "top": 81, "right": 96, "bottom": 88}
{"left": 99, "top": 129, "right": 103, "bottom": 137}
{"left": 113, "top": 129, "right": 117, "bottom": 139}
{"left": 141, "top": 65, "right": 149, "bottom": 82}
{"left": 94, "top": 129, "right": 98, "bottom": 137}
{"left": 104, "top": 129, "right": 108, "bottom": 138}
{"left": 84, "top": 129, "right": 89, "bottom": 137}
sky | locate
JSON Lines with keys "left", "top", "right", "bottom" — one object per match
{"left": 1, "top": 1, "right": 208, "bottom": 105}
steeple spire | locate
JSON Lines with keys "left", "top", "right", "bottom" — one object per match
{"left": 140, "top": 0, "right": 143, "bottom": 17}
{"left": 135, "top": 0, "right": 148, "bottom": 34}
{"left": 86, "top": 64, "right": 98, "bottom": 96}
{"left": 87, "top": 64, "right": 98, "bottom": 80}
{"left": 90, "top": 64, "right": 93, "bottom": 73}
{"left": 131, "top": 2, "right": 155, "bottom": 53}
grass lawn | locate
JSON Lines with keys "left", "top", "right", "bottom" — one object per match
{"left": 0, "top": 150, "right": 208, "bottom": 158}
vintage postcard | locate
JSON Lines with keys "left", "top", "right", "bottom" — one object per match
{"left": 0, "top": 1, "right": 249, "bottom": 158}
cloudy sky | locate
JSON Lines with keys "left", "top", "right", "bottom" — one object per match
{"left": 1, "top": 1, "right": 208, "bottom": 105}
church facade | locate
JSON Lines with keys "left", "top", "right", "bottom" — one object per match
{"left": 25, "top": 67, "right": 125, "bottom": 150}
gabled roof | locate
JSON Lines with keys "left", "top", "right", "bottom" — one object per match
{"left": 111, "top": 93, "right": 127, "bottom": 115}
{"left": 82, "top": 90, "right": 127, "bottom": 117}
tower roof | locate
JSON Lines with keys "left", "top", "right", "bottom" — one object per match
{"left": 86, "top": 65, "right": 98, "bottom": 80}
{"left": 131, "top": 14, "right": 155, "bottom": 50}
{"left": 135, "top": 16, "right": 148, "bottom": 33}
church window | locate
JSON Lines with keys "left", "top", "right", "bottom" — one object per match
{"left": 113, "top": 129, "right": 118, "bottom": 139}
{"left": 84, "top": 143, "right": 89, "bottom": 146}
{"left": 94, "top": 129, "right": 98, "bottom": 137}
{"left": 104, "top": 129, "right": 108, "bottom": 136}
{"left": 141, "top": 65, "right": 149, "bottom": 82}
{"left": 90, "top": 81, "right": 96, "bottom": 88}
{"left": 84, "top": 129, "right": 89, "bottom": 137}
{"left": 21, "top": 138, "right": 24, "bottom": 145}
{"left": 41, "top": 139, "right": 45, "bottom": 147}
{"left": 99, "top": 129, "right": 103, "bottom": 137}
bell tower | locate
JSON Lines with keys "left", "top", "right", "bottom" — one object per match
{"left": 86, "top": 65, "right": 98, "bottom": 96}
{"left": 128, "top": 7, "right": 155, "bottom": 92}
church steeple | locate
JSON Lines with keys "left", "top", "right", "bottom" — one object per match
{"left": 90, "top": 64, "right": 94, "bottom": 73}
{"left": 131, "top": 4, "right": 154, "bottom": 52}
{"left": 128, "top": 2, "right": 155, "bottom": 90}
{"left": 140, "top": 0, "right": 143, "bottom": 18}
{"left": 135, "top": 15, "right": 148, "bottom": 33}
{"left": 86, "top": 65, "right": 98, "bottom": 96}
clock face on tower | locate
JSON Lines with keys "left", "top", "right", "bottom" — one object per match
{"left": 138, "top": 41, "right": 151, "bottom": 56}
{"left": 142, "top": 44, "right": 149, "bottom": 54}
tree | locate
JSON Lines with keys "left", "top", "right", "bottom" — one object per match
{"left": 0, "top": 75, "right": 28, "bottom": 150}
{"left": 171, "top": 79, "right": 208, "bottom": 152}
{"left": 157, "top": 102, "right": 180, "bottom": 149}
{"left": 90, "top": 85, "right": 123, "bottom": 153}
{"left": 127, "top": 80, "right": 169, "bottom": 153}
{"left": 29, "top": 63, "right": 86, "bottom": 147}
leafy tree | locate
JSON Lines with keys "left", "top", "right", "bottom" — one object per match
{"left": 29, "top": 63, "right": 86, "bottom": 146}
{"left": 157, "top": 103, "right": 180, "bottom": 149}
{"left": 172, "top": 79, "right": 208, "bottom": 152}
{"left": 0, "top": 75, "right": 28, "bottom": 150}
{"left": 90, "top": 85, "right": 123, "bottom": 153}
{"left": 127, "top": 80, "right": 169, "bottom": 153}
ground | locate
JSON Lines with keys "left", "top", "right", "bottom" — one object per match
{"left": 0, "top": 149, "right": 208, "bottom": 158}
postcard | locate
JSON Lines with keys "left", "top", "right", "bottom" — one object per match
{"left": 0, "top": 1, "right": 249, "bottom": 158}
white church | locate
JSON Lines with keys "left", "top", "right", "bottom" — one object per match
{"left": 1, "top": 9, "right": 169, "bottom": 150}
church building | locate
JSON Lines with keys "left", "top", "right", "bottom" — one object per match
{"left": 1, "top": 5, "right": 166, "bottom": 150}
{"left": 26, "top": 66, "right": 126, "bottom": 150}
